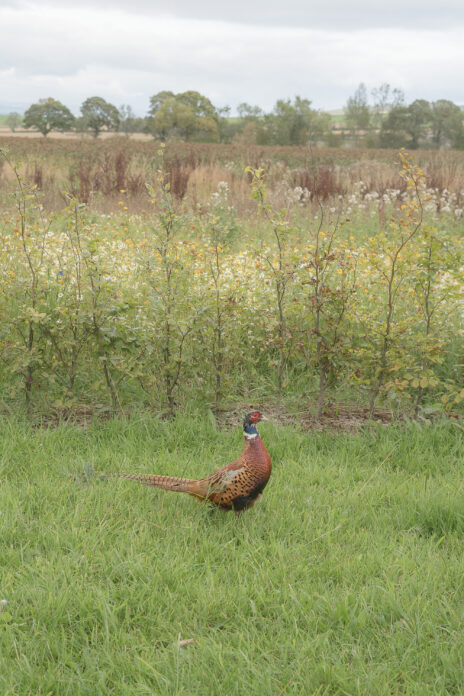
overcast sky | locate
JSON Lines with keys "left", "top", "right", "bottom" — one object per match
{"left": 1, "top": 0, "right": 463, "bottom": 115}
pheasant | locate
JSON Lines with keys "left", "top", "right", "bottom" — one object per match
{"left": 111, "top": 411, "right": 271, "bottom": 512}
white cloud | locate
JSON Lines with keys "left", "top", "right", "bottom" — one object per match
{"left": 1, "top": 3, "right": 463, "bottom": 114}
{"left": 6, "top": 0, "right": 464, "bottom": 30}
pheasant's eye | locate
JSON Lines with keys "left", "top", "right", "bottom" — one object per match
{"left": 251, "top": 412, "right": 261, "bottom": 422}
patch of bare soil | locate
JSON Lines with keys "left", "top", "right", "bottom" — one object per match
{"left": 215, "top": 402, "right": 396, "bottom": 432}
{"left": 5, "top": 401, "right": 459, "bottom": 432}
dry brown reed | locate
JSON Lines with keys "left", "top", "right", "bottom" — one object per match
{"left": 1, "top": 136, "right": 464, "bottom": 214}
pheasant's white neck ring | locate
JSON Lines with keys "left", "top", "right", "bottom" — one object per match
{"left": 243, "top": 422, "right": 259, "bottom": 439}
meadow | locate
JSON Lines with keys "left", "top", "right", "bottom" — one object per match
{"left": 2, "top": 415, "right": 464, "bottom": 695}
{"left": 1, "top": 140, "right": 464, "bottom": 695}
{"left": 2, "top": 137, "right": 464, "bottom": 214}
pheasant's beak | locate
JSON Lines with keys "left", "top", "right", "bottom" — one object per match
{"left": 260, "top": 415, "right": 269, "bottom": 421}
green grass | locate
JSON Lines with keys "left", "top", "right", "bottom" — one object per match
{"left": 2, "top": 414, "right": 464, "bottom": 695}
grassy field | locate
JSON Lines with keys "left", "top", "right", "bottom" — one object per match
{"left": 2, "top": 414, "right": 464, "bottom": 695}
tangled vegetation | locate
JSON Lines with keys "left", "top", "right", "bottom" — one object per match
{"left": 0, "top": 144, "right": 463, "bottom": 420}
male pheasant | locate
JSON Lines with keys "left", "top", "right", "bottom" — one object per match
{"left": 112, "top": 411, "right": 271, "bottom": 512}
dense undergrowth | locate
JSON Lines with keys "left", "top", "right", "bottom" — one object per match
{"left": 0, "top": 145, "right": 463, "bottom": 420}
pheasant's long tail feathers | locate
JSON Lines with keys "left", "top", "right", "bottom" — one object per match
{"left": 116, "top": 473, "right": 198, "bottom": 493}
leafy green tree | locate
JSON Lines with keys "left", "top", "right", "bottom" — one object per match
{"left": 117, "top": 105, "right": 147, "bottom": 135}
{"left": 118, "top": 104, "right": 136, "bottom": 134}
{"left": 147, "top": 90, "right": 219, "bottom": 141}
{"left": 80, "top": 96, "right": 120, "bottom": 137}
{"left": 381, "top": 99, "right": 432, "bottom": 149}
{"left": 264, "top": 97, "right": 330, "bottom": 145}
{"left": 407, "top": 99, "right": 432, "bottom": 148}
{"left": 237, "top": 103, "right": 264, "bottom": 120}
{"left": 179, "top": 90, "right": 217, "bottom": 120}
{"left": 6, "top": 112, "right": 22, "bottom": 132}
{"left": 23, "top": 98, "right": 75, "bottom": 137}
{"left": 370, "top": 83, "right": 404, "bottom": 131}
{"left": 149, "top": 90, "right": 175, "bottom": 114}
{"left": 147, "top": 91, "right": 175, "bottom": 140}
{"left": 431, "top": 99, "right": 463, "bottom": 148}
{"left": 151, "top": 97, "right": 196, "bottom": 141}
{"left": 216, "top": 105, "right": 235, "bottom": 143}
{"left": 345, "top": 83, "right": 370, "bottom": 142}
{"left": 233, "top": 103, "right": 266, "bottom": 144}
{"left": 380, "top": 105, "right": 409, "bottom": 147}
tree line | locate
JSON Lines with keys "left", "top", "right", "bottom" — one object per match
{"left": 5, "top": 84, "right": 464, "bottom": 149}
{"left": 345, "top": 83, "right": 464, "bottom": 149}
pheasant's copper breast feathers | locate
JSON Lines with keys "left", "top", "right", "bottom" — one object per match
{"left": 202, "top": 436, "right": 272, "bottom": 510}
{"left": 112, "top": 412, "right": 272, "bottom": 513}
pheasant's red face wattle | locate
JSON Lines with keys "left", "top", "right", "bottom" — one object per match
{"left": 250, "top": 411, "right": 262, "bottom": 423}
